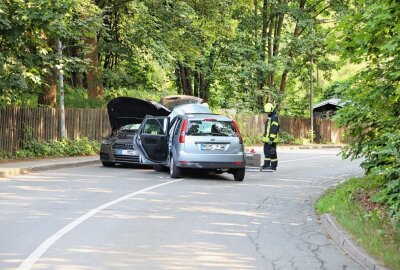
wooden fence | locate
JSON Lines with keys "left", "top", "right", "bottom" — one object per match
{"left": 235, "top": 115, "right": 347, "bottom": 144}
{"left": 0, "top": 107, "right": 347, "bottom": 153}
{"left": 0, "top": 107, "right": 111, "bottom": 153}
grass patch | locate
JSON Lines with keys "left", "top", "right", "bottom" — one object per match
{"left": 316, "top": 176, "right": 400, "bottom": 270}
{"left": 0, "top": 138, "right": 100, "bottom": 160}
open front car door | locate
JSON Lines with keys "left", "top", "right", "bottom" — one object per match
{"left": 134, "top": 116, "right": 169, "bottom": 164}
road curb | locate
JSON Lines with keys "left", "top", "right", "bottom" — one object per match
{"left": 279, "top": 145, "right": 343, "bottom": 150}
{"left": 246, "top": 145, "right": 343, "bottom": 152}
{"left": 320, "top": 214, "right": 388, "bottom": 270}
{"left": 0, "top": 160, "right": 100, "bottom": 178}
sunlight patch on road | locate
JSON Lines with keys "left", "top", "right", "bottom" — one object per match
{"left": 17, "top": 179, "right": 184, "bottom": 270}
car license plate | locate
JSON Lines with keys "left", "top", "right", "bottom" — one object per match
{"left": 117, "top": 149, "right": 137, "bottom": 155}
{"left": 201, "top": 144, "right": 226, "bottom": 151}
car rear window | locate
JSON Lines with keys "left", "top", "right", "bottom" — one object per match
{"left": 186, "top": 120, "right": 237, "bottom": 136}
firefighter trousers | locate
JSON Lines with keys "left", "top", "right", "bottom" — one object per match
{"left": 263, "top": 142, "right": 278, "bottom": 168}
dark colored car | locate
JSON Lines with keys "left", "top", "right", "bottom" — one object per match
{"left": 100, "top": 97, "right": 170, "bottom": 167}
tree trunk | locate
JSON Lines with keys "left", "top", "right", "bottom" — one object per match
{"left": 273, "top": 13, "right": 285, "bottom": 57}
{"left": 279, "top": 70, "right": 289, "bottom": 93}
{"left": 199, "top": 72, "right": 206, "bottom": 101}
{"left": 260, "top": 0, "right": 268, "bottom": 63}
{"left": 270, "top": 7, "right": 285, "bottom": 86}
{"left": 179, "top": 63, "right": 187, "bottom": 94}
{"left": 267, "top": 14, "right": 275, "bottom": 63}
{"left": 175, "top": 66, "right": 183, "bottom": 94}
{"left": 184, "top": 66, "right": 192, "bottom": 95}
{"left": 76, "top": 73, "right": 84, "bottom": 88}
{"left": 279, "top": 0, "right": 305, "bottom": 94}
{"left": 267, "top": 13, "right": 275, "bottom": 87}
{"left": 194, "top": 64, "right": 199, "bottom": 97}
{"left": 254, "top": 0, "right": 258, "bottom": 48}
{"left": 38, "top": 37, "right": 57, "bottom": 107}
{"left": 38, "top": 68, "right": 57, "bottom": 107}
{"left": 178, "top": 63, "right": 193, "bottom": 95}
{"left": 258, "top": 0, "right": 268, "bottom": 91}
{"left": 86, "top": 35, "right": 103, "bottom": 99}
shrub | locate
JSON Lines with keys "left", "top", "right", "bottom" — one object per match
{"left": 11, "top": 138, "right": 100, "bottom": 159}
{"left": 0, "top": 151, "right": 12, "bottom": 159}
{"left": 278, "top": 131, "right": 295, "bottom": 144}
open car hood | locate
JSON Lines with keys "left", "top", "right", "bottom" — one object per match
{"left": 107, "top": 97, "right": 170, "bottom": 131}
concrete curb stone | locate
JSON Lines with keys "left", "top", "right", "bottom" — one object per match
{"left": 0, "top": 159, "right": 100, "bottom": 178}
{"left": 280, "top": 144, "right": 343, "bottom": 150}
{"left": 245, "top": 144, "right": 344, "bottom": 152}
{"left": 321, "top": 214, "right": 388, "bottom": 270}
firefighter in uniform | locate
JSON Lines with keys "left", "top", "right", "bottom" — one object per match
{"left": 262, "top": 103, "right": 280, "bottom": 171}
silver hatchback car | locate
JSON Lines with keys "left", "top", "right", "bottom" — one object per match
{"left": 133, "top": 104, "right": 246, "bottom": 181}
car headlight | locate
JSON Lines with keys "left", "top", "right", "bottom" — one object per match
{"left": 102, "top": 139, "right": 111, "bottom": 144}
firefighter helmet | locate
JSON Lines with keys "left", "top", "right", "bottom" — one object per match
{"left": 264, "top": 103, "right": 275, "bottom": 113}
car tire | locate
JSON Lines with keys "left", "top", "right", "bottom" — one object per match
{"left": 170, "top": 156, "right": 181, "bottom": 178}
{"left": 154, "top": 164, "right": 165, "bottom": 172}
{"left": 102, "top": 161, "right": 115, "bottom": 167}
{"left": 233, "top": 168, "right": 245, "bottom": 181}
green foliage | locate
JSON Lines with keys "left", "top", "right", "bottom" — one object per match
{"left": 241, "top": 130, "right": 296, "bottom": 147}
{"left": 0, "top": 0, "right": 102, "bottom": 108}
{"left": 1, "top": 0, "right": 342, "bottom": 115}
{"left": 64, "top": 87, "right": 105, "bottom": 108}
{"left": 0, "top": 151, "right": 12, "bottom": 159}
{"left": 320, "top": 80, "right": 350, "bottom": 101}
{"left": 242, "top": 134, "right": 264, "bottom": 147}
{"left": 280, "top": 87, "right": 310, "bottom": 117}
{"left": 316, "top": 176, "right": 400, "bottom": 269}
{"left": 278, "top": 131, "right": 295, "bottom": 144}
{"left": 12, "top": 138, "right": 99, "bottom": 159}
{"left": 332, "top": 0, "right": 400, "bottom": 226}
{"left": 104, "top": 87, "right": 174, "bottom": 105}
{"left": 373, "top": 179, "right": 400, "bottom": 228}
{"left": 48, "top": 86, "right": 176, "bottom": 108}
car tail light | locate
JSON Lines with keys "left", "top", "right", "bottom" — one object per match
{"left": 203, "top": 118, "right": 217, "bottom": 121}
{"left": 232, "top": 120, "right": 243, "bottom": 144}
{"left": 179, "top": 119, "right": 188, "bottom": 143}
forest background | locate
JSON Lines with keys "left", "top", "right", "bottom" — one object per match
{"left": 1, "top": 0, "right": 399, "bottom": 249}
{"left": 0, "top": 0, "right": 357, "bottom": 115}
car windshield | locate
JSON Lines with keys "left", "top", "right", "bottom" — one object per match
{"left": 186, "top": 120, "right": 237, "bottom": 136}
{"left": 120, "top": 124, "right": 140, "bottom": 132}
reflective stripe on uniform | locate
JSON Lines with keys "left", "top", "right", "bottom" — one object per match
{"left": 265, "top": 117, "right": 279, "bottom": 142}
{"left": 271, "top": 159, "right": 278, "bottom": 162}
{"left": 264, "top": 158, "right": 271, "bottom": 161}
{"left": 266, "top": 117, "right": 271, "bottom": 138}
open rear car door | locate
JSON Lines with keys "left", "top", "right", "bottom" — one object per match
{"left": 134, "top": 116, "right": 169, "bottom": 164}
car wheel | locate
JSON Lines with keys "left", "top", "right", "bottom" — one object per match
{"left": 170, "top": 156, "right": 181, "bottom": 178}
{"left": 154, "top": 164, "right": 164, "bottom": 172}
{"left": 102, "top": 161, "right": 115, "bottom": 167}
{"left": 233, "top": 168, "right": 245, "bottom": 181}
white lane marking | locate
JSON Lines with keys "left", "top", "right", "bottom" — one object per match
{"left": 18, "top": 179, "right": 184, "bottom": 270}
{"left": 280, "top": 155, "right": 332, "bottom": 163}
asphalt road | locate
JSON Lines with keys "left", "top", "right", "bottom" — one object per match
{"left": 1, "top": 149, "right": 364, "bottom": 270}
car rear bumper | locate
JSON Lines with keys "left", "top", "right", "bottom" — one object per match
{"left": 173, "top": 150, "right": 245, "bottom": 169}
{"left": 176, "top": 161, "right": 245, "bottom": 169}
{"left": 177, "top": 151, "right": 244, "bottom": 161}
